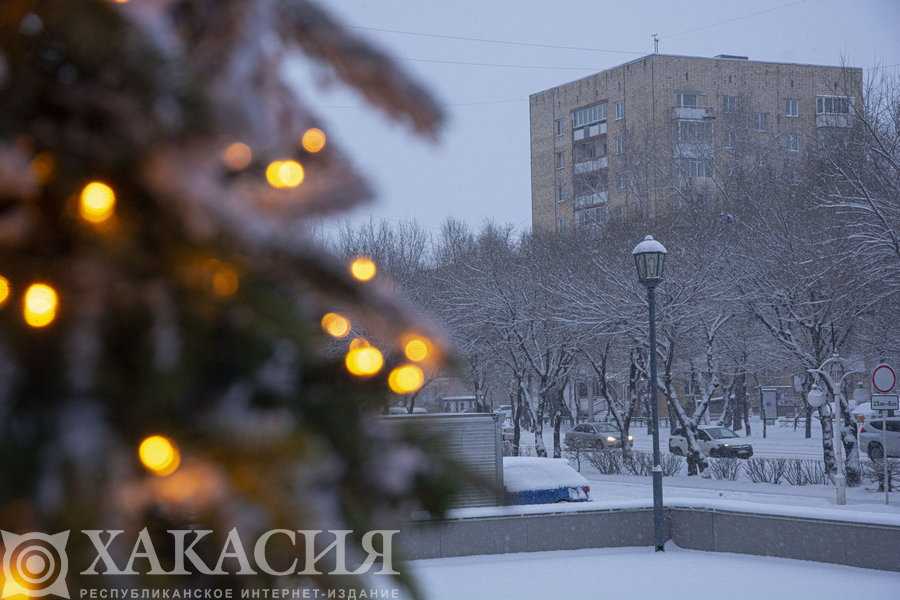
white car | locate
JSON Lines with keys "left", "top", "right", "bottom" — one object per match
{"left": 669, "top": 425, "right": 753, "bottom": 459}
{"left": 859, "top": 416, "right": 900, "bottom": 459}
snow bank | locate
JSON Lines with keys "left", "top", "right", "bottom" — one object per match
{"left": 503, "top": 457, "right": 589, "bottom": 493}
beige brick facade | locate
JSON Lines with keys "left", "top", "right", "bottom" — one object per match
{"left": 530, "top": 54, "right": 863, "bottom": 232}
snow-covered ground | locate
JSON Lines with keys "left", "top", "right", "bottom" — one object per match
{"left": 404, "top": 546, "right": 900, "bottom": 600}
{"left": 483, "top": 417, "right": 900, "bottom": 524}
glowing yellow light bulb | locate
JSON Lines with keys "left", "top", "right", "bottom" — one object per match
{"left": 345, "top": 346, "right": 384, "bottom": 377}
{"left": 138, "top": 434, "right": 181, "bottom": 476}
{"left": 321, "top": 312, "right": 351, "bottom": 338}
{"left": 348, "top": 337, "right": 370, "bottom": 351}
{"left": 23, "top": 282, "right": 58, "bottom": 328}
{"left": 388, "top": 363, "right": 425, "bottom": 394}
{"left": 404, "top": 337, "right": 430, "bottom": 362}
{"left": 349, "top": 256, "right": 377, "bottom": 282}
{"left": 265, "top": 159, "right": 304, "bottom": 189}
{"left": 79, "top": 181, "right": 116, "bottom": 224}
{"left": 0, "top": 275, "right": 9, "bottom": 307}
{"left": 222, "top": 142, "right": 253, "bottom": 171}
{"left": 300, "top": 128, "right": 327, "bottom": 153}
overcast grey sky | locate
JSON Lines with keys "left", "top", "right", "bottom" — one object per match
{"left": 292, "top": 0, "right": 900, "bottom": 233}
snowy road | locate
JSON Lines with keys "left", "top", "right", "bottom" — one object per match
{"left": 525, "top": 417, "right": 839, "bottom": 460}
{"left": 405, "top": 546, "right": 900, "bottom": 600}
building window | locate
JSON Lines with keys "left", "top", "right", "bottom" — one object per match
{"left": 556, "top": 151, "right": 565, "bottom": 169}
{"left": 575, "top": 206, "right": 608, "bottom": 226}
{"left": 679, "top": 158, "right": 712, "bottom": 178}
{"left": 615, "top": 102, "right": 625, "bottom": 120}
{"left": 616, "top": 173, "right": 627, "bottom": 192}
{"left": 591, "top": 379, "right": 601, "bottom": 396}
{"left": 555, "top": 118, "right": 565, "bottom": 136}
{"left": 572, "top": 103, "right": 607, "bottom": 128}
{"left": 785, "top": 133, "right": 800, "bottom": 152}
{"left": 816, "top": 96, "right": 850, "bottom": 115}
{"left": 557, "top": 184, "right": 566, "bottom": 202}
{"left": 614, "top": 135, "right": 624, "bottom": 155}
{"left": 785, "top": 97, "right": 799, "bottom": 117}
{"left": 676, "top": 93, "right": 699, "bottom": 108}
{"left": 722, "top": 95, "right": 737, "bottom": 113}
{"left": 725, "top": 130, "right": 737, "bottom": 149}
{"left": 754, "top": 112, "right": 769, "bottom": 131}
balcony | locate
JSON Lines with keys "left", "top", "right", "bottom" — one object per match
{"left": 816, "top": 114, "right": 852, "bottom": 128}
{"left": 574, "top": 191, "right": 608, "bottom": 208}
{"left": 573, "top": 122, "right": 607, "bottom": 141}
{"left": 673, "top": 106, "right": 714, "bottom": 121}
{"left": 573, "top": 157, "right": 608, "bottom": 174}
{"left": 674, "top": 142, "right": 712, "bottom": 159}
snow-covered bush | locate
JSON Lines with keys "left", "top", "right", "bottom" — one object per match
{"left": 709, "top": 458, "right": 742, "bottom": 480}
{"left": 782, "top": 459, "right": 828, "bottom": 486}
{"left": 619, "top": 451, "right": 683, "bottom": 476}
{"left": 586, "top": 449, "right": 624, "bottom": 474}
{"left": 862, "top": 459, "right": 900, "bottom": 491}
{"left": 745, "top": 458, "right": 788, "bottom": 484}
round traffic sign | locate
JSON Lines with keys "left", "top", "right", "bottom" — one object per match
{"left": 872, "top": 363, "right": 896, "bottom": 393}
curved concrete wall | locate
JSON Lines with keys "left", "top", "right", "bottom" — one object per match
{"left": 400, "top": 507, "right": 900, "bottom": 572}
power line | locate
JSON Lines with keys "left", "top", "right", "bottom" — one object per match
{"left": 350, "top": 25, "right": 645, "bottom": 56}
{"left": 406, "top": 57, "right": 600, "bottom": 71}
{"left": 659, "top": 0, "right": 807, "bottom": 39}
{"left": 320, "top": 97, "right": 528, "bottom": 110}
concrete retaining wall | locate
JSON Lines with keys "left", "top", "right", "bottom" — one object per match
{"left": 400, "top": 507, "right": 900, "bottom": 572}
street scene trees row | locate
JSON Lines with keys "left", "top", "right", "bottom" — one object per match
{"left": 334, "top": 73, "right": 899, "bottom": 480}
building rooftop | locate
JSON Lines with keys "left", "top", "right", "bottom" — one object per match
{"left": 530, "top": 53, "right": 863, "bottom": 98}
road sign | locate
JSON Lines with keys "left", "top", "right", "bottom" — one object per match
{"left": 871, "top": 394, "right": 899, "bottom": 411}
{"left": 872, "top": 363, "right": 896, "bottom": 393}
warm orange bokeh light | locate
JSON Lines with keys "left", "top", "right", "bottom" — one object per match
{"left": 30, "top": 152, "right": 55, "bottom": 184}
{"left": 138, "top": 434, "right": 181, "bottom": 477}
{"left": 265, "top": 160, "right": 305, "bottom": 189}
{"left": 79, "top": 181, "right": 116, "bottom": 224}
{"left": 211, "top": 263, "right": 239, "bottom": 297}
{"left": 404, "top": 336, "right": 431, "bottom": 362}
{"left": 321, "top": 312, "right": 351, "bottom": 338}
{"left": 388, "top": 363, "right": 425, "bottom": 394}
{"left": 23, "top": 282, "right": 58, "bottom": 328}
{"left": 344, "top": 346, "right": 384, "bottom": 377}
{"left": 300, "top": 128, "right": 327, "bottom": 153}
{"left": 349, "top": 256, "right": 377, "bottom": 282}
{"left": 222, "top": 142, "right": 253, "bottom": 171}
{"left": 0, "top": 275, "right": 9, "bottom": 307}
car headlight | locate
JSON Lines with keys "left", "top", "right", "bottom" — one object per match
{"left": 606, "top": 436, "right": 616, "bottom": 442}
{"left": 628, "top": 435, "right": 634, "bottom": 441}
{"left": 723, "top": 443, "right": 729, "bottom": 447}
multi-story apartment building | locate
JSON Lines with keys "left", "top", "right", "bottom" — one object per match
{"left": 529, "top": 53, "right": 863, "bottom": 232}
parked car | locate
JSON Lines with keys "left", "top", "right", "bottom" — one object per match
{"left": 564, "top": 422, "right": 633, "bottom": 450}
{"left": 669, "top": 425, "right": 753, "bottom": 459}
{"left": 859, "top": 416, "right": 900, "bottom": 459}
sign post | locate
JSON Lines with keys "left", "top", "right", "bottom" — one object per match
{"left": 871, "top": 363, "right": 897, "bottom": 505}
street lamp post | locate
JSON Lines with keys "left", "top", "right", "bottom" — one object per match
{"left": 632, "top": 235, "right": 668, "bottom": 552}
